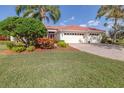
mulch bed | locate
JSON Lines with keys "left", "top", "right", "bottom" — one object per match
{"left": 0, "top": 46, "right": 79, "bottom": 55}
{"left": 0, "top": 50, "right": 15, "bottom": 55}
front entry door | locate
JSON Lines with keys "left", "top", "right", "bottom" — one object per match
{"left": 48, "top": 32, "right": 55, "bottom": 39}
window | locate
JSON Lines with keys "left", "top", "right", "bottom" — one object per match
{"left": 72, "top": 33, "right": 74, "bottom": 35}
{"left": 77, "top": 33, "right": 80, "bottom": 35}
{"left": 67, "top": 33, "right": 69, "bottom": 35}
{"left": 90, "top": 33, "right": 99, "bottom": 36}
{"left": 81, "top": 34, "right": 84, "bottom": 35}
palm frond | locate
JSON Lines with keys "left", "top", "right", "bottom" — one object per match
{"left": 15, "top": 5, "right": 61, "bottom": 24}
{"left": 23, "top": 9, "right": 34, "bottom": 17}
{"left": 16, "top": 5, "right": 27, "bottom": 16}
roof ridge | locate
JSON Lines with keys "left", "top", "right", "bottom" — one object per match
{"left": 46, "top": 25, "right": 104, "bottom": 32}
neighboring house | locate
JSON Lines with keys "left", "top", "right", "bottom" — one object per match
{"left": 46, "top": 25, "right": 104, "bottom": 43}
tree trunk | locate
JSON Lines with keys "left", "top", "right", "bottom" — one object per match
{"left": 39, "top": 7, "right": 46, "bottom": 24}
{"left": 113, "top": 18, "right": 118, "bottom": 43}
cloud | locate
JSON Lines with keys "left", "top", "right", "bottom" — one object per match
{"left": 87, "top": 20, "right": 100, "bottom": 26}
{"left": 80, "top": 20, "right": 100, "bottom": 28}
{"left": 80, "top": 24, "right": 87, "bottom": 27}
{"left": 60, "top": 22, "right": 65, "bottom": 26}
{"left": 63, "top": 16, "right": 75, "bottom": 23}
{"left": 68, "top": 16, "right": 75, "bottom": 20}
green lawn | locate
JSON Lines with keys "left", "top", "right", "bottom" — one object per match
{"left": 0, "top": 49, "right": 124, "bottom": 87}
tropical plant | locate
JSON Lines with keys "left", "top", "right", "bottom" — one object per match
{"left": 57, "top": 40, "right": 68, "bottom": 48}
{"left": 6, "top": 42, "right": 15, "bottom": 49}
{"left": 36, "top": 38, "right": 55, "bottom": 49}
{"left": 12, "top": 46, "right": 26, "bottom": 52}
{"left": 16, "top": 5, "right": 61, "bottom": 24}
{"left": 26, "top": 46, "right": 35, "bottom": 52}
{"left": 96, "top": 5, "right": 124, "bottom": 42}
{"left": 0, "top": 17, "right": 47, "bottom": 47}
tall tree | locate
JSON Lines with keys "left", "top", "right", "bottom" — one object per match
{"left": 96, "top": 5, "right": 124, "bottom": 42}
{"left": 16, "top": 5, "right": 61, "bottom": 24}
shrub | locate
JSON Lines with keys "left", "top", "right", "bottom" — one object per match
{"left": 106, "top": 38, "right": 113, "bottom": 44}
{"left": 6, "top": 41, "right": 26, "bottom": 52}
{"left": 12, "top": 46, "right": 26, "bottom": 52}
{"left": 14, "top": 42, "right": 25, "bottom": 47}
{"left": 53, "top": 39, "right": 58, "bottom": 43}
{"left": 114, "top": 39, "right": 124, "bottom": 46}
{"left": 101, "top": 34, "right": 108, "bottom": 43}
{"left": 26, "top": 46, "right": 35, "bottom": 52}
{"left": 36, "top": 38, "right": 55, "bottom": 49}
{"left": 57, "top": 40, "right": 68, "bottom": 48}
{"left": 59, "top": 40, "right": 65, "bottom": 42}
{"left": 6, "top": 42, "right": 15, "bottom": 49}
{"left": 101, "top": 34, "right": 113, "bottom": 44}
{"left": 101, "top": 38, "right": 107, "bottom": 43}
{"left": 6, "top": 41, "right": 25, "bottom": 49}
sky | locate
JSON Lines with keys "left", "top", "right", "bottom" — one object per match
{"left": 0, "top": 5, "right": 106, "bottom": 30}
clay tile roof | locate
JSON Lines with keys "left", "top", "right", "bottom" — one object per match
{"left": 46, "top": 25, "right": 104, "bottom": 32}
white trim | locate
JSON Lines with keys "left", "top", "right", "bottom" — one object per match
{"left": 47, "top": 29, "right": 57, "bottom": 32}
{"left": 61, "top": 30, "right": 103, "bottom": 33}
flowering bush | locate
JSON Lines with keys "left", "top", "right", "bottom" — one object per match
{"left": 36, "top": 38, "right": 55, "bottom": 49}
{"left": 0, "top": 36, "right": 8, "bottom": 41}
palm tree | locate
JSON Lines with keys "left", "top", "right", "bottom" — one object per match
{"left": 16, "top": 5, "right": 61, "bottom": 24}
{"left": 96, "top": 5, "right": 124, "bottom": 42}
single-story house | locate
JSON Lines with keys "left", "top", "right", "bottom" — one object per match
{"left": 46, "top": 25, "right": 104, "bottom": 43}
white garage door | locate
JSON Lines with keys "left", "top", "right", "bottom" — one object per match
{"left": 62, "top": 33, "right": 86, "bottom": 43}
{"left": 61, "top": 32, "right": 101, "bottom": 43}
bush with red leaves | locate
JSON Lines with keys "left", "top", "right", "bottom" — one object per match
{"left": 0, "top": 36, "right": 8, "bottom": 41}
{"left": 36, "top": 38, "right": 55, "bottom": 49}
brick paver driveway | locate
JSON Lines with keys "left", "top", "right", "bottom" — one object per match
{"left": 69, "top": 43, "right": 124, "bottom": 61}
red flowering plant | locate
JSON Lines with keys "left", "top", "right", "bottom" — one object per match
{"left": 0, "top": 35, "right": 8, "bottom": 41}
{"left": 36, "top": 38, "right": 55, "bottom": 49}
